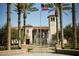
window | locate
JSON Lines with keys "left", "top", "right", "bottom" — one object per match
{"left": 53, "top": 18, "right": 55, "bottom": 21}
{"left": 51, "top": 17, "right": 55, "bottom": 21}
{"left": 51, "top": 18, "right": 53, "bottom": 21}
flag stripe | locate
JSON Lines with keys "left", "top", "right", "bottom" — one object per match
{"left": 41, "top": 4, "right": 48, "bottom": 11}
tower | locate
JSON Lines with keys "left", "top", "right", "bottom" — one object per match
{"left": 47, "top": 15, "right": 56, "bottom": 46}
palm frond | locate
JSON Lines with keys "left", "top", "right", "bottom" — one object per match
{"left": 63, "top": 3, "right": 70, "bottom": 7}
{"left": 28, "top": 7, "right": 38, "bottom": 12}
{"left": 63, "top": 11, "right": 68, "bottom": 16}
{"left": 27, "top": 11, "right": 31, "bottom": 14}
{"left": 54, "top": 3, "right": 60, "bottom": 8}
{"left": 63, "top": 7, "right": 72, "bottom": 11}
{"left": 48, "top": 8, "right": 54, "bottom": 13}
{"left": 14, "top": 3, "right": 24, "bottom": 13}
{"left": 47, "top": 3, "right": 54, "bottom": 8}
{"left": 27, "top": 3, "right": 35, "bottom": 9}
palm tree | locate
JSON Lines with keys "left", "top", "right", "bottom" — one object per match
{"left": 14, "top": 3, "right": 24, "bottom": 48}
{"left": 72, "top": 3, "right": 77, "bottom": 49}
{"left": 59, "top": 3, "right": 64, "bottom": 49}
{"left": 23, "top": 3, "right": 27, "bottom": 45}
{"left": 17, "top": 3, "right": 22, "bottom": 48}
{"left": 55, "top": 7, "right": 59, "bottom": 45}
{"left": 7, "top": 3, "right": 11, "bottom": 50}
{"left": 23, "top": 3, "right": 38, "bottom": 45}
{"left": 14, "top": 3, "right": 38, "bottom": 47}
{"left": 47, "top": 3, "right": 71, "bottom": 49}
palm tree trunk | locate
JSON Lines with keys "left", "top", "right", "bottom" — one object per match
{"left": 72, "top": 3, "right": 77, "bottom": 49}
{"left": 23, "top": 4, "right": 27, "bottom": 44}
{"left": 18, "top": 3, "right": 21, "bottom": 48}
{"left": 55, "top": 8, "right": 59, "bottom": 44}
{"left": 7, "top": 3, "right": 11, "bottom": 50}
{"left": 59, "top": 3, "right": 64, "bottom": 49}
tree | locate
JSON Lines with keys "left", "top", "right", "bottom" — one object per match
{"left": 14, "top": 3, "right": 24, "bottom": 48}
{"left": 63, "top": 24, "right": 72, "bottom": 46}
{"left": 77, "top": 23, "right": 79, "bottom": 46}
{"left": 0, "top": 25, "right": 7, "bottom": 46}
{"left": 11, "top": 28, "right": 18, "bottom": 40}
{"left": 17, "top": 3, "right": 22, "bottom": 48}
{"left": 0, "top": 25, "right": 18, "bottom": 46}
{"left": 55, "top": 6, "right": 59, "bottom": 44}
{"left": 7, "top": 3, "right": 11, "bottom": 50}
{"left": 14, "top": 3, "right": 38, "bottom": 48}
{"left": 59, "top": 3, "right": 64, "bottom": 49}
{"left": 23, "top": 4, "right": 27, "bottom": 44}
{"left": 64, "top": 25, "right": 72, "bottom": 40}
{"left": 63, "top": 23, "right": 79, "bottom": 49}
{"left": 72, "top": 3, "right": 77, "bottom": 49}
{"left": 23, "top": 3, "right": 38, "bottom": 45}
{"left": 47, "top": 3, "right": 71, "bottom": 49}
{"left": 14, "top": 3, "right": 23, "bottom": 48}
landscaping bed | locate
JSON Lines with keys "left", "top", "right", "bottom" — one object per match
{"left": 56, "top": 49, "right": 79, "bottom": 56}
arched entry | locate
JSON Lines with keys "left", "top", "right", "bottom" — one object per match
{"left": 26, "top": 39, "right": 30, "bottom": 44}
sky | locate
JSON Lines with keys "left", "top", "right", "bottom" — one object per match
{"left": 0, "top": 3, "right": 79, "bottom": 29}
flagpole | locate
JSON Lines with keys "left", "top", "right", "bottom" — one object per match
{"left": 40, "top": 4, "right": 48, "bottom": 47}
{"left": 40, "top": 4, "right": 42, "bottom": 47}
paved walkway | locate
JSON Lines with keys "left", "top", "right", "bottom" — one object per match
{"left": 0, "top": 46, "right": 71, "bottom": 56}
{"left": 26, "top": 46, "right": 71, "bottom": 56}
{"left": 10, "top": 46, "right": 70, "bottom": 56}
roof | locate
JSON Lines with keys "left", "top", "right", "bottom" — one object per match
{"left": 22, "top": 24, "right": 33, "bottom": 28}
{"left": 22, "top": 25, "right": 48, "bottom": 30}
{"left": 33, "top": 26, "right": 48, "bottom": 30}
{"left": 26, "top": 24, "right": 33, "bottom": 27}
{"left": 48, "top": 15, "right": 56, "bottom": 18}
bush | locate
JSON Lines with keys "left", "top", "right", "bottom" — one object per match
{"left": 0, "top": 46, "right": 7, "bottom": 51}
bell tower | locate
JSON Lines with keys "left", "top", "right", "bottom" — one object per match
{"left": 47, "top": 15, "right": 56, "bottom": 45}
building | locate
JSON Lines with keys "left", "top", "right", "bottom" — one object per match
{"left": 21, "top": 15, "right": 56, "bottom": 46}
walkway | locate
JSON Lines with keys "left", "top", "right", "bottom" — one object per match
{"left": 26, "top": 46, "right": 71, "bottom": 56}
{"left": 0, "top": 45, "right": 71, "bottom": 56}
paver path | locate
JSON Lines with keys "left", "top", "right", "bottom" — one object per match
{"left": 0, "top": 46, "right": 71, "bottom": 56}
{"left": 26, "top": 46, "right": 70, "bottom": 56}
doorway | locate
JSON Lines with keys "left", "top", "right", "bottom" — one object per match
{"left": 26, "top": 39, "right": 30, "bottom": 44}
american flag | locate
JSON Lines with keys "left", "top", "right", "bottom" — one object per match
{"left": 41, "top": 4, "right": 48, "bottom": 11}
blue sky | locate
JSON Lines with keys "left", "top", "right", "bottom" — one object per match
{"left": 0, "top": 3, "right": 79, "bottom": 29}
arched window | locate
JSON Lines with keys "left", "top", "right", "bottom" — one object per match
{"left": 51, "top": 17, "right": 55, "bottom": 21}
{"left": 51, "top": 18, "right": 53, "bottom": 21}
{"left": 53, "top": 18, "right": 55, "bottom": 21}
